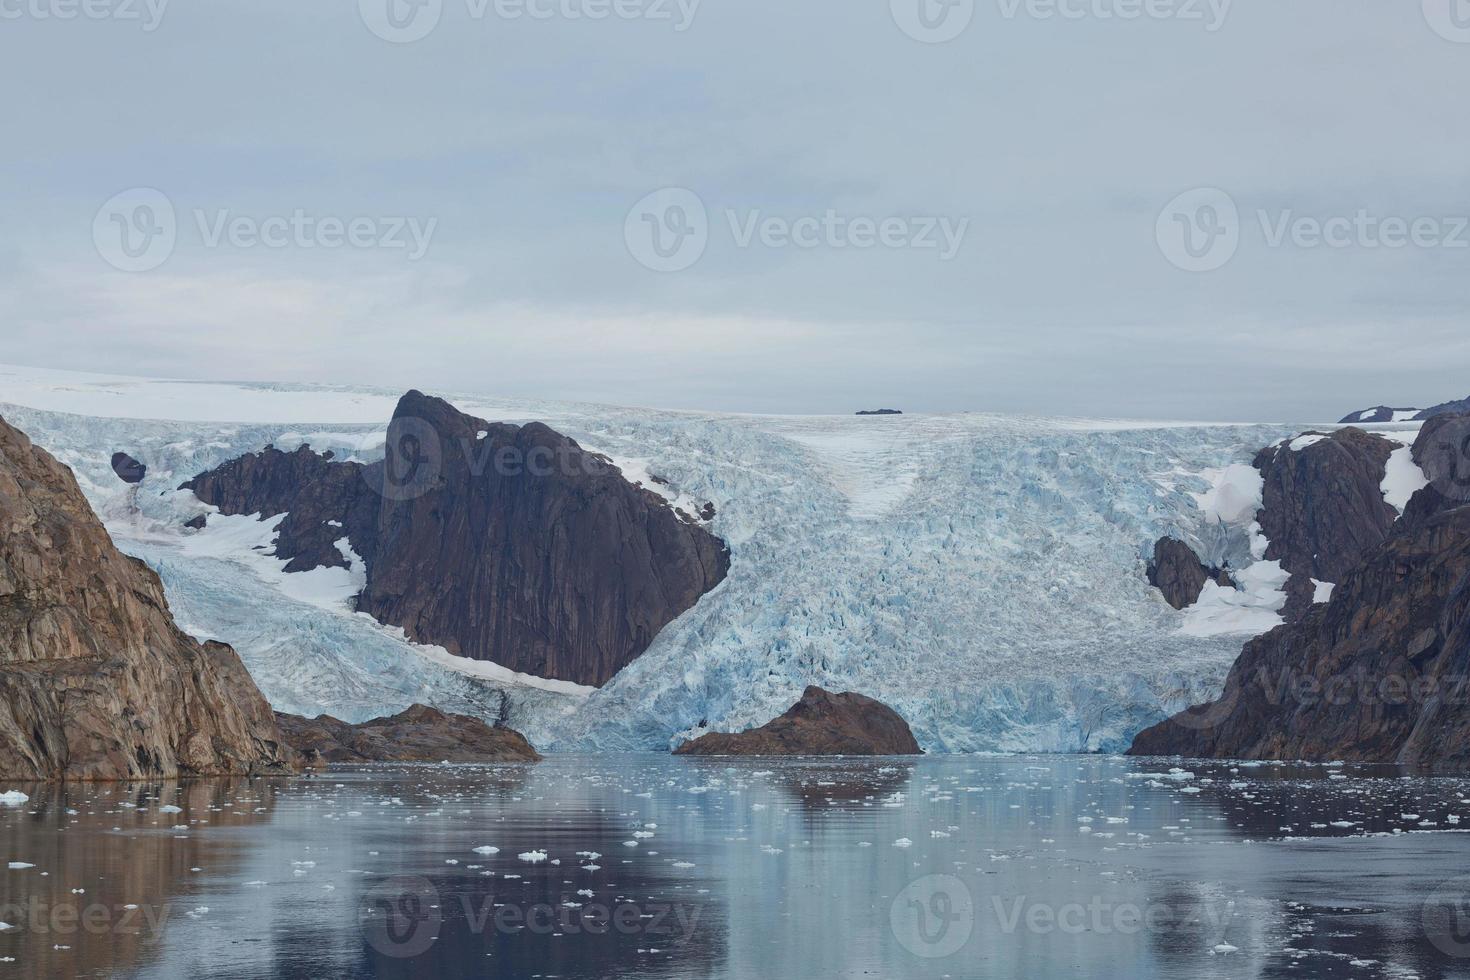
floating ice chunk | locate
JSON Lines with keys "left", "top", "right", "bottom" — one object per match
{"left": 472, "top": 846, "right": 499, "bottom": 855}
{"left": 158, "top": 805, "right": 183, "bottom": 814}
{"left": 893, "top": 838, "right": 913, "bottom": 848}
{"left": 7, "top": 863, "right": 34, "bottom": 870}
{"left": 517, "top": 850, "right": 548, "bottom": 863}
{"left": 0, "top": 792, "right": 29, "bottom": 807}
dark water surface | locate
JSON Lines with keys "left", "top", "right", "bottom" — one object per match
{"left": 4, "top": 755, "right": 1470, "bottom": 979}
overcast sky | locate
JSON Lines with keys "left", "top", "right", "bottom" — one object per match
{"left": 1, "top": 0, "right": 1468, "bottom": 419}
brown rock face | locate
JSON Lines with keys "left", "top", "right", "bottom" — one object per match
{"left": 183, "top": 390, "right": 730, "bottom": 687}
{"left": 1147, "top": 537, "right": 1232, "bottom": 610}
{"left": 0, "top": 415, "right": 297, "bottom": 781}
{"left": 1253, "top": 427, "right": 1398, "bottom": 621}
{"left": 1129, "top": 418, "right": 1470, "bottom": 769}
{"left": 274, "top": 705, "right": 541, "bottom": 764}
{"left": 674, "top": 686, "right": 923, "bottom": 756}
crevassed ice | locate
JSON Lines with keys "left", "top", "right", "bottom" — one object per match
{"left": 0, "top": 370, "right": 1309, "bottom": 753}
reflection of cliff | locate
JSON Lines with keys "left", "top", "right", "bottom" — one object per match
{"left": 0, "top": 778, "right": 284, "bottom": 977}
{"left": 767, "top": 760, "right": 915, "bottom": 809}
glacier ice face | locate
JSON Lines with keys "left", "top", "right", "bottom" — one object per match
{"left": 0, "top": 368, "right": 1306, "bottom": 753}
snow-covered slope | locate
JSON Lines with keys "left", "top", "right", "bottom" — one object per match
{"left": 0, "top": 363, "right": 1359, "bottom": 753}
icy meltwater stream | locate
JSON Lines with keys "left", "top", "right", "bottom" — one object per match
{"left": 4, "top": 757, "right": 1470, "bottom": 980}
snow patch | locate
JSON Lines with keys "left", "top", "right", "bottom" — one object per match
{"left": 1191, "top": 464, "right": 1263, "bottom": 526}
{"left": 1381, "top": 445, "right": 1429, "bottom": 516}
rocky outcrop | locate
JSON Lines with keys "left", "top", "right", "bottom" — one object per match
{"left": 110, "top": 451, "right": 146, "bottom": 484}
{"left": 183, "top": 391, "right": 730, "bottom": 687}
{"left": 1338, "top": 406, "right": 1417, "bottom": 424}
{"left": 1129, "top": 417, "right": 1470, "bottom": 768}
{"left": 856, "top": 409, "right": 903, "bottom": 416}
{"left": 1338, "top": 396, "right": 1470, "bottom": 423}
{"left": 1418, "top": 396, "right": 1470, "bottom": 420}
{"left": 1253, "top": 428, "right": 1398, "bottom": 621}
{"left": 274, "top": 705, "right": 540, "bottom": 764}
{"left": 1147, "top": 537, "right": 1231, "bottom": 610}
{"left": 673, "top": 686, "right": 922, "bottom": 756}
{"left": 0, "top": 415, "right": 297, "bottom": 780}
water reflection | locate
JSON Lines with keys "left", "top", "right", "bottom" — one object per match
{"left": 2, "top": 757, "right": 1470, "bottom": 979}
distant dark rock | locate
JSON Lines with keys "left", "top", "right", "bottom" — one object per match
{"left": 181, "top": 444, "right": 377, "bottom": 574}
{"left": 1129, "top": 416, "right": 1470, "bottom": 769}
{"left": 1338, "top": 396, "right": 1470, "bottom": 423}
{"left": 1416, "top": 396, "right": 1470, "bottom": 420}
{"left": 274, "top": 705, "right": 540, "bottom": 764}
{"left": 674, "top": 686, "right": 922, "bottom": 756}
{"left": 183, "top": 514, "right": 207, "bottom": 530}
{"left": 1338, "top": 406, "right": 1417, "bottom": 424}
{"left": 1146, "top": 537, "right": 1232, "bottom": 610}
{"left": 856, "top": 409, "right": 903, "bottom": 416}
{"left": 183, "top": 391, "right": 731, "bottom": 687}
{"left": 1252, "top": 427, "right": 1397, "bottom": 622}
{"left": 110, "top": 451, "right": 147, "bottom": 484}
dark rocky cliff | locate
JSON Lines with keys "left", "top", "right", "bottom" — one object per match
{"left": 1147, "top": 537, "right": 1232, "bottom": 610}
{"left": 1130, "top": 416, "right": 1470, "bottom": 768}
{"left": 0, "top": 416, "right": 297, "bottom": 780}
{"left": 674, "top": 686, "right": 922, "bottom": 756}
{"left": 275, "top": 704, "right": 540, "bottom": 764}
{"left": 183, "top": 391, "right": 730, "bottom": 687}
{"left": 1252, "top": 428, "right": 1398, "bottom": 621}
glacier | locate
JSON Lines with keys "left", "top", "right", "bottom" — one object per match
{"left": 0, "top": 363, "right": 1322, "bottom": 753}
